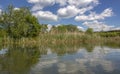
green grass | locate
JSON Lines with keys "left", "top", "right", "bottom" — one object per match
{"left": 0, "top": 32, "right": 120, "bottom": 47}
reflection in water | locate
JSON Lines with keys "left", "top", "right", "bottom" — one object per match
{"left": 0, "top": 48, "right": 8, "bottom": 55}
{"left": 31, "top": 46, "right": 120, "bottom": 74}
{"left": 0, "top": 43, "right": 120, "bottom": 74}
{"left": 0, "top": 45, "right": 42, "bottom": 74}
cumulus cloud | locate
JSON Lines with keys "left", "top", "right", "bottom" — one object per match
{"left": 68, "top": 0, "right": 99, "bottom": 7}
{"left": 28, "top": 0, "right": 55, "bottom": 11}
{"left": 56, "top": 0, "right": 98, "bottom": 18}
{"left": 27, "top": 0, "right": 99, "bottom": 11}
{"left": 79, "top": 6, "right": 94, "bottom": 14}
{"left": 57, "top": 5, "right": 80, "bottom": 18}
{"left": 75, "top": 8, "right": 113, "bottom": 21}
{"left": 33, "top": 11, "right": 58, "bottom": 21}
{"left": 27, "top": 0, "right": 40, "bottom": 3}
{"left": 55, "top": 0, "right": 68, "bottom": 6}
{"left": 14, "top": 7, "right": 20, "bottom": 10}
{"left": 27, "top": 0, "right": 100, "bottom": 21}
{"left": 101, "top": 8, "right": 113, "bottom": 17}
{"left": 83, "top": 20, "right": 114, "bottom": 31}
{"left": 77, "top": 26, "right": 85, "bottom": 31}
{"left": 57, "top": 5, "right": 94, "bottom": 18}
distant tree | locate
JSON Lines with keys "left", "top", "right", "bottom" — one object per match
{"left": 86, "top": 28, "right": 93, "bottom": 35}
{"left": 65, "top": 24, "right": 79, "bottom": 32}
{"left": 0, "top": 5, "right": 41, "bottom": 39}
{"left": 50, "top": 24, "right": 79, "bottom": 33}
{"left": 50, "top": 25, "right": 66, "bottom": 33}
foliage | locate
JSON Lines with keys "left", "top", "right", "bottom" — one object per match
{"left": 98, "top": 31, "right": 120, "bottom": 37}
{"left": 86, "top": 28, "right": 93, "bottom": 35}
{"left": 50, "top": 24, "right": 79, "bottom": 33}
{"left": 0, "top": 5, "right": 41, "bottom": 39}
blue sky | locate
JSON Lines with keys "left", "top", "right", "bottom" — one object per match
{"left": 0, "top": 0, "right": 120, "bottom": 31}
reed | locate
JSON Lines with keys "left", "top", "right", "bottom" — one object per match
{"left": 1, "top": 32, "right": 119, "bottom": 47}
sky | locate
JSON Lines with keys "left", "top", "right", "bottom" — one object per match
{"left": 0, "top": 0, "right": 120, "bottom": 31}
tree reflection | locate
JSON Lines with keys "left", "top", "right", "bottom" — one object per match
{"left": 0, "top": 41, "right": 120, "bottom": 74}
{"left": 0, "top": 45, "right": 43, "bottom": 74}
{"left": 50, "top": 44, "right": 81, "bottom": 56}
{"left": 83, "top": 43, "right": 95, "bottom": 52}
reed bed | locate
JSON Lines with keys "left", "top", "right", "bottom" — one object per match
{"left": 1, "top": 33, "right": 120, "bottom": 47}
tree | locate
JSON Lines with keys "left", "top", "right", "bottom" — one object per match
{"left": 0, "top": 5, "right": 41, "bottom": 39}
{"left": 50, "top": 24, "right": 79, "bottom": 33}
{"left": 65, "top": 24, "right": 79, "bottom": 32}
{"left": 86, "top": 28, "right": 93, "bottom": 35}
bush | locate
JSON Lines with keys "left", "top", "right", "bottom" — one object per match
{"left": 0, "top": 5, "right": 41, "bottom": 39}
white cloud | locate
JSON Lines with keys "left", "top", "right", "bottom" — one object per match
{"left": 79, "top": 6, "right": 94, "bottom": 14}
{"left": 75, "top": 8, "right": 113, "bottom": 21}
{"left": 28, "top": 0, "right": 55, "bottom": 11}
{"left": 27, "top": 0, "right": 99, "bottom": 19}
{"left": 47, "top": 24, "right": 52, "bottom": 32}
{"left": 57, "top": 5, "right": 94, "bottom": 18}
{"left": 55, "top": 0, "right": 67, "bottom": 6}
{"left": 27, "top": 0, "right": 100, "bottom": 21}
{"left": 101, "top": 8, "right": 113, "bottom": 17}
{"left": 57, "top": 5, "right": 80, "bottom": 18}
{"left": 14, "top": 7, "right": 20, "bottom": 10}
{"left": 75, "top": 15, "right": 89, "bottom": 21}
{"left": 30, "top": 4, "right": 43, "bottom": 11}
{"left": 83, "top": 21, "right": 114, "bottom": 31}
{"left": 27, "top": 0, "right": 40, "bottom": 3}
{"left": 56, "top": 0, "right": 99, "bottom": 19}
{"left": 77, "top": 26, "right": 85, "bottom": 31}
{"left": 68, "top": 0, "right": 99, "bottom": 7}
{"left": 33, "top": 11, "right": 58, "bottom": 21}
{"left": 27, "top": 0, "right": 99, "bottom": 11}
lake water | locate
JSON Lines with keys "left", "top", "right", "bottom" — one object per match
{"left": 0, "top": 43, "right": 120, "bottom": 74}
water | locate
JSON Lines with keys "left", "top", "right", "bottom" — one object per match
{"left": 0, "top": 43, "right": 120, "bottom": 74}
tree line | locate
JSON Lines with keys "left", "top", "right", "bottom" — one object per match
{"left": 0, "top": 5, "right": 86, "bottom": 39}
{"left": 0, "top": 5, "right": 119, "bottom": 39}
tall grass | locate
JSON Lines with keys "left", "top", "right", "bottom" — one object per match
{"left": 1, "top": 32, "right": 120, "bottom": 47}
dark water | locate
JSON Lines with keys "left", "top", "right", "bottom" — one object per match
{"left": 0, "top": 43, "right": 120, "bottom": 74}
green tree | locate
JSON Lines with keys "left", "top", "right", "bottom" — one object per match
{"left": 65, "top": 24, "right": 79, "bottom": 32}
{"left": 0, "top": 5, "right": 41, "bottom": 39}
{"left": 50, "top": 24, "right": 79, "bottom": 33}
{"left": 86, "top": 28, "right": 93, "bottom": 35}
{"left": 50, "top": 25, "right": 66, "bottom": 33}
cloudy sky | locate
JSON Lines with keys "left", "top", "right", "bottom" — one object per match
{"left": 0, "top": 0, "right": 120, "bottom": 31}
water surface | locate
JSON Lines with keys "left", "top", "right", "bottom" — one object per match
{"left": 0, "top": 44, "right": 120, "bottom": 74}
